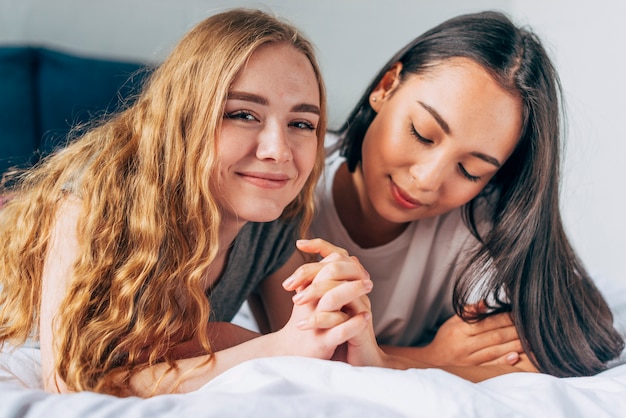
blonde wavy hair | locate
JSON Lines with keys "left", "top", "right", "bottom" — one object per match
{"left": 0, "top": 8, "right": 326, "bottom": 395}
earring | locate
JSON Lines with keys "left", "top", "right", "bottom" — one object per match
{"left": 371, "top": 96, "right": 377, "bottom": 102}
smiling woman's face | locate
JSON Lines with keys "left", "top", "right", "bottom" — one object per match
{"left": 360, "top": 57, "right": 523, "bottom": 224}
{"left": 216, "top": 42, "right": 321, "bottom": 225}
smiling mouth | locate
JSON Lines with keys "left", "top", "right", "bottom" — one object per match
{"left": 238, "top": 172, "right": 290, "bottom": 189}
{"left": 390, "top": 180, "right": 422, "bottom": 209}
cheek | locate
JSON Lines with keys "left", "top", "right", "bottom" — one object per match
{"left": 447, "top": 182, "right": 487, "bottom": 208}
{"left": 216, "top": 129, "right": 238, "bottom": 165}
{"left": 294, "top": 139, "right": 319, "bottom": 178}
{"left": 214, "top": 143, "right": 238, "bottom": 174}
{"left": 362, "top": 114, "right": 385, "bottom": 148}
{"left": 361, "top": 119, "right": 387, "bottom": 169}
{"left": 363, "top": 110, "right": 412, "bottom": 158}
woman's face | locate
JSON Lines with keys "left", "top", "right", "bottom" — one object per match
{"left": 360, "top": 57, "right": 522, "bottom": 224}
{"left": 217, "top": 42, "right": 320, "bottom": 224}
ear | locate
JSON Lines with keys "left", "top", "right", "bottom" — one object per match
{"left": 369, "top": 62, "right": 402, "bottom": 112}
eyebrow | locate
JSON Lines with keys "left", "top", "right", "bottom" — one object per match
{"left": 228, "top": 91, "right": 320, "bottom": 115}
{"left": 418, "top": 100, "right": 502, "bottom": 168}
{"left": 419, "top": 101, "right": 450, "bottom": 134}
{"left": 470, "top": 151, "right": 501, "bottom": 168}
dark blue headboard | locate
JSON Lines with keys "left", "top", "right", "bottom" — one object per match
{"left": 0, "top": 46, "right": 148, "bottom": 174}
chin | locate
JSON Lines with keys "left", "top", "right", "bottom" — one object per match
{"left": 240, "top": 206, "right": 286, "bottom": 223}
{"left": 246, "top": 215, "right": 282, "bottom": 223}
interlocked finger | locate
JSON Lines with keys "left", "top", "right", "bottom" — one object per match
{"left": 298, "top": 310, "right": 351, "bottom": 330}
{"left": 320, "top": 312, "right": 371, "bottom": 347}
{"left": 286, "top": 261, "right": 327, "bottom": 292}
{"left": 292, "top": 260, "right": 371, "bottom": 305}
{"left": 316, "top": 280, "right": 373, "bottom": 313}
{"left": 284, "top": 252, "right": 363, "bottom": 293}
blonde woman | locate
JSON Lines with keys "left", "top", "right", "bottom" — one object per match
{"left": 0, "top": 9, "right": 372, "bottom": 397}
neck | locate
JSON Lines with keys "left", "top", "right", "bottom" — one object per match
{"left": 219, "top": 216, "right": 246, "bottom": 250}
{"left": 202, "top": 216, "right": 246, "bottom": 291}
{"left": 333, "top": 163, "right": 408, "bottom": 248}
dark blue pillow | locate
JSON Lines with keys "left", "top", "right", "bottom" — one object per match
{"left": 36, "top": 48, "right": 146, "bottom": 155}
{"left": 0, "top": 47, "right": 38, "bottom": 174}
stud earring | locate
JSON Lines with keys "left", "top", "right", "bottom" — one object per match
{"left": 371, "top": 96, "right": 377, "bottom": 102}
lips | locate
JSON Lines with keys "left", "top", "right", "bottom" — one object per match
{"left": 237, "top": 171, "right": 290, "bottom": 189}
{"left": 390, "top": 179, "right": 422, "bottom": 209}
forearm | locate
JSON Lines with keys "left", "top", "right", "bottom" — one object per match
{"left": 376, "top": 352, "right": 528, "bottom": 383}
{"left": 209, "top": 322, "right": 261, "bottom": 351}
{"left": 381, "top": 344, "right": 435, "bottom": 363}
{"left": 351, "top": 340, "right": 531, "bottom": 383}
{"left": 441, "top": 364, "right": 527, "bottom": 383}
{"left": 128, "top": 331, "right": 284, "bottom": 396}
{"left": 128, "top": 304, "right": 357, "bottom": 397}
{"left": 170, "top": 322, "right": 261, "bottom": 359}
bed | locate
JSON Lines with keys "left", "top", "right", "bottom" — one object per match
{"left": 2, "top": 274, "right": 626, "bottom": 418}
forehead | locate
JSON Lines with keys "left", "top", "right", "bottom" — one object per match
{"left": 408, "top": 57, "right": 508, "bottom": 97}
{"left": 230, "top": 42, "right": 320, "bottom": 101}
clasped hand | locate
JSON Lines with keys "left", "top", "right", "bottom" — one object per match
{"left": 276, "top": 238, "right": 389, "bottom": 367}
{"left": 274, "top": 238, "right": 537, "bottom": 374}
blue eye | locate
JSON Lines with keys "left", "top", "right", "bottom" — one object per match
{"left": 290, "top": 121, "right": 316, "bottom": 131}
{"left": 225, "top": 110, "right": 257, "bottom": 121}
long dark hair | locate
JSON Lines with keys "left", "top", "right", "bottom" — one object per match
{"left": 336, "top": 11, "right": 623, "bottom": 377}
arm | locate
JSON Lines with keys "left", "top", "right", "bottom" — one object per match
{"left": 158, "top": 322, "right": 262, "bottom": 361}
{"left": 289, "top": 268, "right": 535, "bottom": 382}
{"left": 169, "top": 238, "right": 374, "bottom": 363}
{"left": 126, "top": 290, "right": 372, "bottom": 396}
{"left": 163, "top": 250, "right": 311, "bottom": 357}
{"left": 343, "top": 310, "right": 536, "bottom": 382}
{"left": 355, "top": 349, "right": 534, "bottom": 383}
{"left": 40, "top": 197, "right": 82, "bottom": 393}
{"left": 285, "top": 239, "right": 532, "bottom": 369}
{"left": 41, "top": 208, "right": 370, "bottom": 396}
{"left": 204, "top": 238, "right": 530, "bottom": 384}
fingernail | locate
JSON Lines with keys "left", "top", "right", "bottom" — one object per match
{"left": 506, "top": 353, "right": 519, "bottom": 363}
{"left": 296, "top": 239, "right": 310, "bottom": 246}
{"left": 282, "top": 276, "right": 294, "bottom": 288}
{"left": 363, "top": 312, "right": 371, "bottom": 321}
{"left": 292, "top": 292, "right": 304, "bottom": 304}
{"left": 364, "top": 280, "right": 373, "bottom": 291}
{"left": 296, "top": 320, "right": 308, "bottom": 329}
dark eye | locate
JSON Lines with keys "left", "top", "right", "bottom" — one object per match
{"left": 409, "top": 124, "right": 433, "bottom": 144}
{"left": 458, "top": 163, "right": 481, "bottom": 182}
{"left": 290, "top": 120, "right": 316, "bottom": 131}
{"left": 224, "top": 110, "right": 258, "bottom": 122}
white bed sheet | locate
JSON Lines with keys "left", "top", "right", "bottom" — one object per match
{"left": 2, "top": 346, "right": 626, "bottom": 418}
{"left": 1, "top": 273, "right": 625, "bottom": 418}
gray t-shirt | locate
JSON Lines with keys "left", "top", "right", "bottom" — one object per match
{"left": 207, "top": 218, "right": 299, "bottom": 322}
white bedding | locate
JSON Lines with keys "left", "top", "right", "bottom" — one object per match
{"left": 2, "top": 347, "right": 626, "bottom": 418}
{"left": 2, "top": 274, "right": 626, "bottom": 418}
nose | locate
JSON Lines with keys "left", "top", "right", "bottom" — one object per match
{"left": 256, "top": 120, "right": 292, "bottom": 163}
{"left": 409, "top": 153, "right": 446, "bottom": 193}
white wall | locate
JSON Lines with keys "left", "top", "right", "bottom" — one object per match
{"left": 1, "top": 0, "right": 624, "bottom": 284}
{"left": 0, "top": 0, "right": 511, "bottom": 126}
{"left": 510, "top": 0, "right": 626, "bottom": 285}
